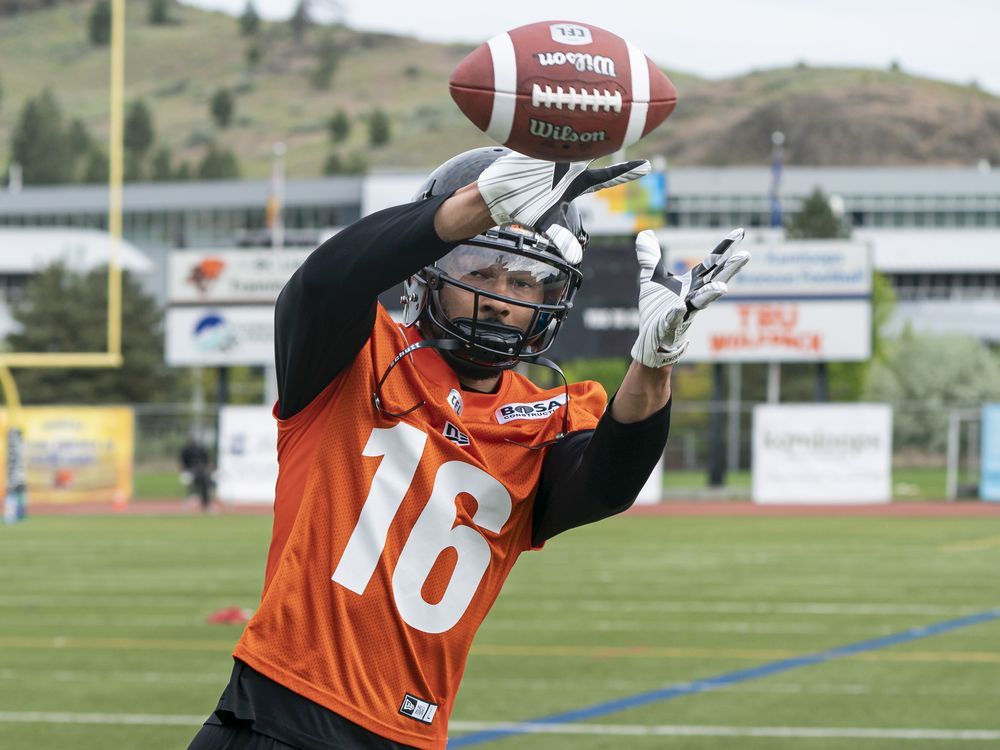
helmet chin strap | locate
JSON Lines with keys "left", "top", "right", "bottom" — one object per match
{"left": 372, "top": 339, "right": 571, "bottom": 450}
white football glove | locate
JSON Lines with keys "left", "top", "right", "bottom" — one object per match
{"left": 631, "top": 228, "right": 750, "bottom": 368}
{"left": 477, "top": 152, "right": 650, "bottom": 264}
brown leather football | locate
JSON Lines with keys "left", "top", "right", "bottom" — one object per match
{"left": 450, "top": 20, "right": 677, "bottom": 161}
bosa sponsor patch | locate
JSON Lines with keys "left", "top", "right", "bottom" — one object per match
{"left": 495, "top": 394, "right": 567, "bottom": 423}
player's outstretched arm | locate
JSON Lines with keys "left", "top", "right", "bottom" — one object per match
{"left": 531, "top": 229, "right": 751, "bottom": 544}
{"left": 610, "top": 229, "right": 749, "bottom": 422}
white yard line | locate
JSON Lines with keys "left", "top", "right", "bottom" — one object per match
{"left": 449, "top": 721, "right": 1000, "bottom": 741}
{"left": 1, "top": 712, "right": 997, "bottom": 741}
{"left": 0, "top": 712, "right": 207, "bottom": 726}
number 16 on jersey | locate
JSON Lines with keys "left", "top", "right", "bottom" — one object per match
{"left": 331, "top": 422, "right": 513, "bottom": 634}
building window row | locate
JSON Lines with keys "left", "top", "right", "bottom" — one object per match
{"left": 887, "top": 272, "right": 1000, "bottom": 301}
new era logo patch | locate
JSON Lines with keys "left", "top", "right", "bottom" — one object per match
{"left": 443, "top": 421, "right": 470, "bottom": 446}
{"left": 399, "top": 692, "right": 438, "bottom": 724}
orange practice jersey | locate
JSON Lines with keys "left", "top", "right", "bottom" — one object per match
{"left": 234, "top": 305, "right": 606, "bottom": 749}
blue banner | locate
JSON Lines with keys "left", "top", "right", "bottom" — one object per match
{"left": 981, "top": 404, "right": 1000, "bottom": 501}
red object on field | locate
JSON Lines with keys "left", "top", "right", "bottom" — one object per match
{"left": 449, "top": 20, "right": 677, "bottom": 160}
{"left": 206, "top": 606, "right": 253, "bottom": 625}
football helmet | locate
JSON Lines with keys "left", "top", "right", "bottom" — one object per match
{"left": 402, "top": 147, "right": 587, "bottom": 373}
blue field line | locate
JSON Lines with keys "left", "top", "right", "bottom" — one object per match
{"left": 447, "top": 608, "right": 1000, "bottom": 747}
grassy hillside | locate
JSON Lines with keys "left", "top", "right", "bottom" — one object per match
{"left": 1, "top": 2, "right": 998, "bottom": 180}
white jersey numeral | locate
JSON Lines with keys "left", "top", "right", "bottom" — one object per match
{"left": 331, "top": 423, "right": 513, "bottom": 634}
{"left": 331, "top": 422, "right": 427, "bottom": 594}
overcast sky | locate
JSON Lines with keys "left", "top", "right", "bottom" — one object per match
{"left": 181, "top": 0, "right": 1000, "bottom": 94}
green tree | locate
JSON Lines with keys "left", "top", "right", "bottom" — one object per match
{"left": 5, "top": 264, "right": 178, "bottom": 405}
{"left": 9, "top": 90, "right": 74, "bottom": 184}
{"left": 124, "top": 100, "right": 155, "bottom": 160}
{"left": 785, "top": 187, "right": 850, "bottom": 239}
{"left": 289, "top": 0, "right": 310, "bottom": 40}
{"left": 149, "top": 0, "right": 170, "bottom": 25}
{"left": 324, "top": 150, "right": 367, "bottom": 175}
{"left": 311, "top": 33, "right": 341, "bottom": 90}
{"left": 210, "top": 88, "right": 234, "bottom": 128}
{"left": 327, "top": 109, "right": 350, "bottom": 143}
{"left": 367, "top": 108, "right": 391, "bottom": 147}
{"left": 150, "top": 146, "right": 173, "bottom": 181}
{"left": 66, "top": 118, "right": 93, "bottom": 160}
{"left": 197, "top": 144, "right": 240, "bottom": 179}
{"left": 82, "top": 147, "right": 109, "bottom": 183}
{"left": 88, "top": 0, "right": 111, "bottom": 46}
{"left": 865, "top": 332, "right": 1000, "bottom": 452}
{"left": 239, "top": 0, "right": 260, "bottom": 36}
{"left": 245, "top": 42, "right": 262, "bottom": 70}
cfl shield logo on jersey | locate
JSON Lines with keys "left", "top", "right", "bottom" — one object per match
{"left": 495, "top": 393, "right": 567, "bottom": 424}
{"left": 399, "top": 693, "right": 438, "bottom": 724}
{"left": 447, "top": 388, "right": 464, "bottom": 416}
{"left": 443, "top": 421, "right": 470, "bottom": 447}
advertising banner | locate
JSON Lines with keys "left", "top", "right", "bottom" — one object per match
{"left": 168, "top": 249, "right": 310, "bottom": 304}
{"left": 662, "top": 239, "right": 873, "bottom": 363}
{"left": 166, "top": 306, "right": 275, "bottom": 366}
{"left": 682, "top": 301, "right": 872, "bottom": 362}
{"left": 752, "top": 404, "right": 892, "bottom": 504}
{"left": 0, "top": 407, "right": 134, "bottom": 504}
{"left": 216, "top": 406, "right": 278, "bottom": 504}
{"left": 981, "top": 404, "right": 1000, "bottom": 501}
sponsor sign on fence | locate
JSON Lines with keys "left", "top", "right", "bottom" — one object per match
{"left": 216, "top": 406, "right": 278, "bottom": 504}
{"left": 981, "top": 404, "right": 1000, "bottom": 501}
{"left": 752, "top": 404, "right": 892, "bottom": 504}
{"left": 0, "top": 407, "right": 133, "bottom": 504}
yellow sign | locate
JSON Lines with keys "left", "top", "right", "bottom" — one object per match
{"left": 0, "top": 407, "right": 134, "bottom": 504}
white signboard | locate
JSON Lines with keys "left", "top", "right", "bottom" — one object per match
{"left": 635, "top": 455, "right": 664, "bottom": 505}
{"left": 662, "top": 239, "right": 873, "bottom": 362}
{"left": 683, "top": 301, "right": 872, "bottom": 362}
{"left": 665, "top": 240, "right": 871, "bottom": 298}
{"left": 168, "top": 249, "right": 310, "bottom": 304}
{"left": 217, "top": 405, "right": 278, "bottom": 504}
{"left": 752, "top": 404, "right": 892, "bottom": 504}
{"left": 166, "top": 306, "right": 275, "bottom": 366}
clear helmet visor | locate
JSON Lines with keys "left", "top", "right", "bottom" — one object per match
{"left": 435, "top": 244, "right": 572, "bottom": 307}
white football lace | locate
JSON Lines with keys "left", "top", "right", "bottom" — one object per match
{"left": 531, "top": 84, "right": 623, "bottom": 113}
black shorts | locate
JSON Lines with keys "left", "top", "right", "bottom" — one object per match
{"left": 188, "top": 718, "right": 298, "bottom": 750}
{"left": 192, "top": 660, "right": 417, "bottom": 750}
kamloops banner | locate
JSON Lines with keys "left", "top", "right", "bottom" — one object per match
{"left": 0, "top": 407, "right": 134, "bottom": 504}
{"left": 216, "top": 405, "right": 278, "bottom": 504}
{"left": 752, "top": 404, "right": 892, "bottom": 504}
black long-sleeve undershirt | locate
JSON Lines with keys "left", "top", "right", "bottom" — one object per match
{"left": 273, "top": 195, "right": 671, "bottom": 546}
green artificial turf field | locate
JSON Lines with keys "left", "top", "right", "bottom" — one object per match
{"left": 1, "top": 513, "right": 999, "bottom": 749}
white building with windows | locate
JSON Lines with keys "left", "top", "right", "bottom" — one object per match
{"left": 2, "top": 164, "right": 999, "bottom": 344}
{"left": 0, "top": 229, "right": 153, "bottom": 339}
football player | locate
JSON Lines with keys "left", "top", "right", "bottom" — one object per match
{"left": 189, "top": 148, "right": 749, "bottom": 750}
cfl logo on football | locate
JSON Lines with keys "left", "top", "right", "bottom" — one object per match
{"left": 495, "top": 394, "right": 567, "bottom": 423}
{"left": 549, "top": 23, "right": 593, "bottom": 46}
